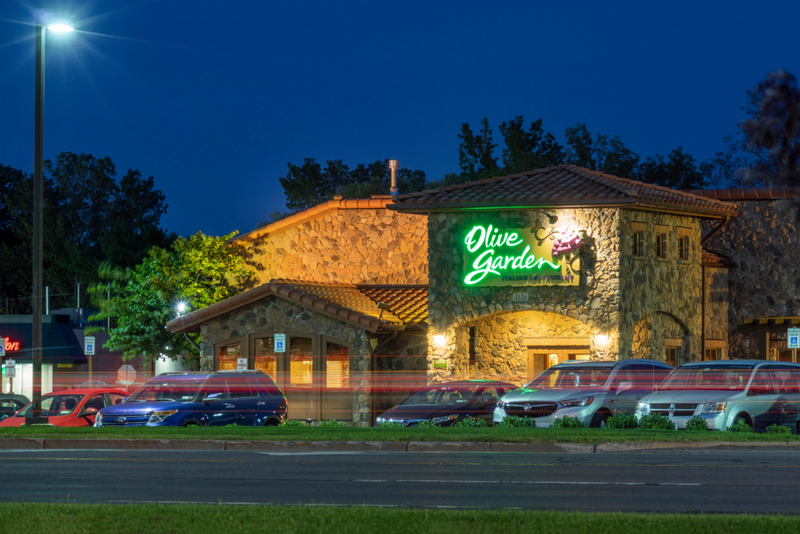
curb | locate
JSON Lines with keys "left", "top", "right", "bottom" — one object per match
{"left": 1, "top": 438, "right": 800, "bottom": 453}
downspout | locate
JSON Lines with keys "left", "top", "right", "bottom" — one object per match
{"left": 369, "top": 330, "right": 399, "bottom": 426}
{"left": 701, "top": 264, "right": 706, "bottom": 362}
{"left": 701, "top": 216, "right": 731, "bottom": 246}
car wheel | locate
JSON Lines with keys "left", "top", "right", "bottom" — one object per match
{"left": 182, "top": 421, "right": 200, "bottom": 427}
{"left": 732, "top": 414, "right": 752, "bottom": 430}
{"left": 263, "top": 418, "right": 279, "bottom": 426}
{"left": 590, "top": 411, "right": 609, "bottom": 429}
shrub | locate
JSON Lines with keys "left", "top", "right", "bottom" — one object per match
{"left": 766, "top": 424, "right": 791, "bottom": 435}
{"left": 454, "top": 417, "right": 488, "bottom": 428}
{"left": 637, "top": 413, "right": 676, "bottom": 430}
{"left": 379, "top": 421, "right": 404, "bottom": 428}
{"left": 417, "top": 420, "right": 438, "bottom": 428}
{"left": 684, "top": 416, "right": 709, "bottom": 432}
{"left": 728, "top": 418, "right": 754, "bottom": 433}
{"left": 550, "top": 415, "right": 587, "bottom": 429}
{"left": 605, "top": 414, "right": 638, "bottom": 429}
{"left": 496, "top": 416, "right": 536, "bottom": 428}
{"left": 318, "top": 420, "right": 348, "bottom": 428}
{"left": 279, "top": 420, "right": 307, "bottom": 427}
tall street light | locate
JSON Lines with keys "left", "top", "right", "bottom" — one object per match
{"left": 29, "top": 14, "right": 74, "bottom": 425}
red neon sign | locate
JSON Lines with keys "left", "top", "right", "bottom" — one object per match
{"left": 3, "top": 338, "right": 20, "bottom": 352}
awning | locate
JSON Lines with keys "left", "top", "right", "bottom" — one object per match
{"left": 0, "top": 322, "right": 87, "bottom": 365}
{"left": 738, "top": 317, "right": 800, "bottom": 334}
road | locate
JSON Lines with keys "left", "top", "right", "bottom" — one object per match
{"left": 2, "top": 448, "right": 800, "bottom": 513}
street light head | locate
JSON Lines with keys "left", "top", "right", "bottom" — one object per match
{"left": 48, "top": 24, "right": 75, "bottom": 33}
{"left": 176, "top": 302, "right": 187, "bottom": 315}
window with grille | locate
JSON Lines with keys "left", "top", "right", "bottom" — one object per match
{"left": 665, "top": 347, "right": 679, "bottom": 367}
{"left": 632, "top": 231, "right": 644, "bottom": 257}
{"left": 704, "top": 348, "right": 720, "bottom": 361}
{"left": 655, "top": 233, "right": 667, "bottom": 258}
{"left": 678, "top": 236, "right": 689, "bottom": 260}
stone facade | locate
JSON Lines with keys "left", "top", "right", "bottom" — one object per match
{"left": 426, "top": 208, "right": 622, "bottom": 381}
{"left": 244, "top": 208, "right": 428, "bottom": 285}
{"left": 703, "top": 199, "right": 800, "bottom": 358}
{"left": 704, "top": 266, "right": 730, "bottom": 358}
{"left": 618, "top": 210, "right": 703, "bottom": 364}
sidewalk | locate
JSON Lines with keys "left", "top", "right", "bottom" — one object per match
{"left": 4, "top": 438, "right": 800, "bottom": 453}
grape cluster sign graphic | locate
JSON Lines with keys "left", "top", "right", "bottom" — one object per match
{"left": 462, "top": 225, "right": 586, "bottom": 287}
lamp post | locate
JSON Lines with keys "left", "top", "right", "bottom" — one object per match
{"left": 29, "top": 15, "right": 73, "bottom": 424}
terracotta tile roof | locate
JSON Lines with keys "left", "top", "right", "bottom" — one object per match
{"left": 390, "top": 165, "right": 738, "bottom": 217}
{"left": 684, "top": 187, "right": 800, "bottom": 201}
{"left": 702, "top": 249, "right": 734, "bottom": 267}
{"left": 167, "top": 280, "right": 427, "bottom": 334}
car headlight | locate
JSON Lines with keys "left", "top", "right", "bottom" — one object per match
{"left": 431, "top": 414, "right": 458, "bottom": 425}
{"left": 94, "top": 412, "right": 103, "bottom": 427}
{"left": 559, "top": 397, "right": 593, "bottom": 408}
{"left": 148, "top": 410, "right": 178, "bottom": 424}
{"left": 376, "top": 417, "right": 385, "bottom": 423}
{"left": 636, "top": 403, "right": 650, "bottom": 414}
{"left": 701, "top": 402, "right": 727, "bottom": 414}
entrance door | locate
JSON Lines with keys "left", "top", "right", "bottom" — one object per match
{"left": 322, "top": 340, "right": 352, "bottom": 422}
{"left": 527, "top": 352, "right": 559, "bottom": 383}
{"left": 286, "top": 336, "right": 316, "bottom": 421}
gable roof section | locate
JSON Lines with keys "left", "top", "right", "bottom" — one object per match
{"left": 389, "top": 165, "right": 738, "bottom": 218}
{"left": 702, "top": 249, "right": 734, "bottom": 268}
{"left": 167, "top": 280, "right": 428, "bottom": 335}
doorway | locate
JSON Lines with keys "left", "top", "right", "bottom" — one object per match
{"left": 526, "top": 348, "right": 591, "bottom": 383}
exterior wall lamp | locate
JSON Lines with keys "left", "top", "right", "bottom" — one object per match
{"left": 433, "top": 334, "right": 446, "bottom": 348}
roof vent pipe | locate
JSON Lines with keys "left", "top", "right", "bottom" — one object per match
{"left": 388, "top": 159, "right": 399, "bottom": 197}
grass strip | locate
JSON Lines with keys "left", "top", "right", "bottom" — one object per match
{"left": 0, "top": 425, "right": 799, "bottom": 443}
{"left": 0, "top": 503, "right": 798, "bottom": 534}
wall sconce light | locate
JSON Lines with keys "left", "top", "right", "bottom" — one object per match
{"left": 595, "top": 334, "right": 609, "bottom": 349}
{"left": 433, "top": 334, "right": 446, "bottom": 348}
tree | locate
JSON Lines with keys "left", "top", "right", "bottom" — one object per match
{"left": 457, "top": 117, "right": 500, "bottom": 182}
{"left": 88, "top": 232, "right": 255, "bottom": 362}
{"left": 337, "top": 160, "right": 427, "bottom": 198}
{"left": 740, "top": 70, "right": 800, "bottom": 188}
{"left": 636, "top": 148, "right": 705, "bottom": 190}
{"left": 498, "top": 116, "right": 565, "bottom": 174}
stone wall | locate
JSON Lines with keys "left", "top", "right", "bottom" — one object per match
{"left": 426, "top": 208, "right": 621, "bottom": 380}
{"left": 244, "top": 208, "right": 428, "bottom": 285}
{"left": 703, "top": 199, "right": 800, "bottom": 358}
{"left": 618, "top": 210, "right": 703, "bottom": 363}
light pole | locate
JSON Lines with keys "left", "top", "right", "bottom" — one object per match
{"left": 29, "top": 15, "right": 73, "bottom": 425}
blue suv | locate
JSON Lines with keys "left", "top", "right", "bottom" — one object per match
{"left": 94, "top": 370, "right": 288, "bottom": 427}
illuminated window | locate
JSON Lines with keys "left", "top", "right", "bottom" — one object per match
{"left": 655, "top": 233, "right": 667, "bottom": 258}
{"left": 326, "top": 343, "right": 349, "bottom": 389}
{"left": 704, "top": 348, "right": 720, "bottom": 361}
{"left": 665, "top": 347, "right": 679, "bottom": 367}
{"left": 254, "top": 337, "right": 277, "bottom": 379}
{"left": 632, "top": 231, "right": 644, "bottom": 257}
{"left": 678, "top": 236, "right": 689, "bottom": 260}
{"left": 218, "top": 342, "right": 241, "bottom": 370}
{"left": 290, "top": 337, "right": 313, "bottom": 388}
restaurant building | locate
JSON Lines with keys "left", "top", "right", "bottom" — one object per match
{"left": 167, "top": 165, "right": 799, "bottom": 425}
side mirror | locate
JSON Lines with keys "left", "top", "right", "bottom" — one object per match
{"left": 115, "top": 397, "right": 128, "bottom": 405}
{"left": 83, "top": 407, "right": 99, "bottom": 417}
{"left": 616, "top": 381, "right": 633, "bottom": 395}
{"left": 203, "top": 393, "right": 221, "bottom": 403}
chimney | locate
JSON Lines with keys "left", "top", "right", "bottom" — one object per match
{"left": 388, "top": 159, "right": 399, "bottom": 198}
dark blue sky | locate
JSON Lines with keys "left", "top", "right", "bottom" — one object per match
{"left": 2, "top": 0, "right": 798, "bottom": 238}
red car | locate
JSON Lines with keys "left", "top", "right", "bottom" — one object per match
{"left": 0, "top": 388, "right": 129, "bottom": 427}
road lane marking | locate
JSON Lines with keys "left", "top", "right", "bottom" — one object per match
{"left": 351, "top": 479, "right": 701, "bottom": 486}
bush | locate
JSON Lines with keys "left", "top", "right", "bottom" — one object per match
{"left": 417, "top": 420, "right": 437, "bottom": 428}
{"left": 279, "top": 420, "right": 308, "bottom": 427}
{"left": 604, "top": 414, "right": 638, "bottom": 429}
{"left": 318, "top": 420, "right": 348, "bottom": 428}
{"left": 728, "top": 418, "right": 754, "bottom": 433}
{"left": 685, "top": 416, "right": 709, "bottom": 432}
{"left": 549, "top": 415, "right": 587, "bottom": 429}
{"left": 496, "top": 416, "right": 536, "bottom": 428}
{"left": 766, "top": 424, "right": 791, "bottom": 435}
{"left": 637, "top": 413, "right": 676, "bottom": 430}
{"left": 453, "top": 417, "right": 488, "bottom": 428}
{"left": 379, "top": 421, "right": 404, "bottom": 428}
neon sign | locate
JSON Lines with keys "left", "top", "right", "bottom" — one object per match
{"left": 462, "top": 225, "right": 586, "bottom": 287}
{"left": 2, "top": 338, "right": 20, "bottom": 352}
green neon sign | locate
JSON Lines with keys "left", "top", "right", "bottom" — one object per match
{"left": 462, "top": 224, "right": 584, "bottom": 287}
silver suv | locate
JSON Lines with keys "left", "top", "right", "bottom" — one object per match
{"left": 636, "top": 360, "right": 800, "bottom": 431}
{"left": 494, "top": 359, "right": 673, "bottom": 427}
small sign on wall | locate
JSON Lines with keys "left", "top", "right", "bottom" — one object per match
{"left": 84, "top": 336, "right": 95, "bottom": 356}
{"left": 433, "top": 359, "right": 448, "bottom": 370}
{"left": 237, "top": 358, "right": 248, "bottom": 370}
{"left": 274, "top": 333, "right": 286, "bottom": 353}
{"left": 789, "top": 328, "right": 800, "bottom": 349}
{"left": 512, "top": 292, "right": 529, "bottom": 302}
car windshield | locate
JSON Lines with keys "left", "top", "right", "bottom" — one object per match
{"left": 527, "top": 367, "right": 612, "bottom": 389}
{"left": 401, "top": 386, "right": 479, "bottom": 405}
{"left": 658, "top": 366, "right": 754, "bottom": 391}
{"left": 17, "top": 394, "right": 85, "bottom": 417}
{"left": 127, "top": 378, "right": 204, "bottom": 403}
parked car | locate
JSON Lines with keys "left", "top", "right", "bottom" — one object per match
{"left": 376, "top": 380, "right": 517, "bottom": 426}
{"left": 494, "top": 359, "right": 674, "bottom": 427}
{"left": 0, "top": 394, "right": 30, "bottom": 421}
{"left": 636, "top": 360, "right": 800, "bottom": 432}
{"left": 94, "top": 370, "right": 287, "bottom": 427}
{"left": 0, "top": 388, "right": 128, "bottom": 427}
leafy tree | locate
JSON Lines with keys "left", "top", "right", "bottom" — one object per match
{"left": 457, "top": 117, "right": 500, "bottom": 182}
{"left": 88, "top": 232, "right": 255, "bottom": 362}
{"left": 636, "top": 147, "right": 706, "bottom": 190}
{"left": 499, "top": 116, "right": 565, "bottom": 174}
{"left": 337, "top": 160, "right": 426, "bottom": 198}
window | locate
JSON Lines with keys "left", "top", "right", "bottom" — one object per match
{"left": 84, "top": 395, "right": 106, "bottom": 412}
{"left": 632, "top": 231, "right": 644, "bottom": 257}
{"left": 254, "top": 336, "right": 277, "bottom": 379}
{"left": 704, "top": 348, "right": 721, "bottom": 361}
{"left": 630, "top": 363, "right": 671, "bottom": 386}
{"left": 749, "top": 369, "right": 778, "bottom": 395}
{"left": 326, "top": 343, "right": 350, "bottom": 389}
{"left": 290, "top": 337, "right": 313, "bottom": 388}
{"left": 219, "top": 341, "right": 242, "bottom": 371}
{"left": 769, "top": 366, "right": 800, "bottom": 394}
{"left": 468, "top": 326, "right": 477, "bottom": 368}
{"left": 655, "top": 233, "right": 667, "bottom": 258}
{"left": 108, "top": 393, "right": 127, "bottom": 405}
{"left": 226, "top": 376, "right": 257, "bottom": 399}
{"left": 678, "top": 236, "right": 689, "bottom": 260}
{"left": 665, "top": 347, "right": 679, "bottom": 368}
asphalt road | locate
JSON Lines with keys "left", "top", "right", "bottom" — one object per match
{"left": 2, "top": 449, "right": 800, "bottom": 513}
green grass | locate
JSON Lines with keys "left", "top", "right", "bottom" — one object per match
{"left": 2, "top": 425, "right": 800, "bottom": 443}
{"left": 0, "top": 503, "right": 798, "bottom": 534}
